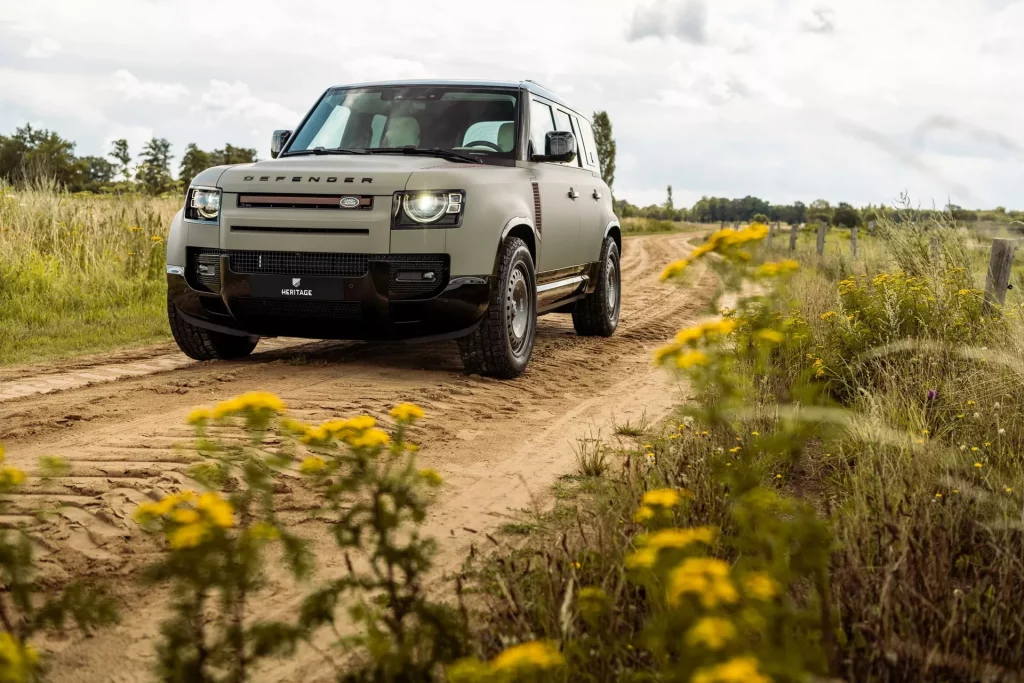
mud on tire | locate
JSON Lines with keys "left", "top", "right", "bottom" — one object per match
{"left": 167, "top": 296, "right": 259, "bottom": 361}
{"left": 572, "top": 237, "right": 621, "bottom": 337}
{"left": 457, "top": 237, "right": 537, "bottom": 378}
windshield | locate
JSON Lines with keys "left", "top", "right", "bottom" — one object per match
{"left": 287, "top": 86, "right": 519, "bottom": 162}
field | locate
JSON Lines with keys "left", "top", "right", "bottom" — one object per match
{"left": 1, "top": 192, "right": 1023, "bottom": 682}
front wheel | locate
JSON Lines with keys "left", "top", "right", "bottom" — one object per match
{"left": 573, "top": 237, "right": 621, "bottom": 336}
{"left": 167, "top": 297, "right": 259, "bottom": 361}
{"left": 457, "top": 237, "right": 537, "bottom": 378}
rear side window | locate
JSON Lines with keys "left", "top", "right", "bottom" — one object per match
{"left": 529, "top": 99, "right": 556, "bottom": 157}
{"left": 578, "top": 117, "right": 600, "bottom": 170}
{"left": 570, "top": 115, "right": 587, "bottom": 169}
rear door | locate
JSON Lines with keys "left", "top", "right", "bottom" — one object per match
{"left": 526, "top": 97, "right": 580, "bottom": 272}
{"left": 569, "top": 113, "right": 605, "bottom": 264}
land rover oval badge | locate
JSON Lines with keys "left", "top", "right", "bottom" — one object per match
{"left": 340, "top": 196, "right": 360, "bottom": 209}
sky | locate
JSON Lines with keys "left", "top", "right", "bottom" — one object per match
{"left": 1, "top": 0, "right": 1022, "bottom": 209}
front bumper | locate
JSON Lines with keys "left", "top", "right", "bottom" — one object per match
{"left": 168, "top": 252, "right": 491, "bottom": 342}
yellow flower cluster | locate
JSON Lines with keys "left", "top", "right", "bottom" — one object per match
{"left": 741, "top": 571, "right": 779, "bottom": 600}
{"left": 0, "top": 445, "right": 26, "bottom": 488}
{"left": 685, "top": 616, "right": 736, "bottom": 650}
{"left": 654, "top": 319, "right": 736, "bottom": 368}
{"left": 134, "top": 490, "right": 235, "bottom": 550}
{"left": 286, "top": 415, "right": 390, "bottom": 450}
{"left": 187, "top": 392, "right": 287, "bottom": 424}
{"left": 0, "top": 632, "right": 39, "bottom": 681}
{"left": 634, "top": 488, "right": 690, "bottom": 522}
{"left": 418, "top": 468, "right": 443, "bottom": 487}
{"left": 448, "top": 640, "right": 565, "bottom": 680}
{"left": 667, "top": 557, "right": 738, "bottom": 608}
{"left": 389, "top": 402, "right": 425, "bottom": 422}
{"left": 626, "top": 526, "right": 717, "bottom": 569}
{"left": 692, "top": 656, "right": 770, "bottom": 683}
{"left": 660, "top": 224, "right": 770, "bottom": 280}
{"left": 754, "top": 259, "right": 799, "bottom": 278}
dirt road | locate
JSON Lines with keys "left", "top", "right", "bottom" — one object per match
{"left": 0, "top": 232, "right": 713, "bottom": 682}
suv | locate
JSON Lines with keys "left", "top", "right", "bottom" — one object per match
{"left": 165, "top": 80, "right": 621, "bottom": 378}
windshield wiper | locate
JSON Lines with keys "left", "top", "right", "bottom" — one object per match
{"left": 363, "top": 147, "right": 483, "bottom": 164}
{"left": 279, "top": 147, "right": 368, "bottom": 157}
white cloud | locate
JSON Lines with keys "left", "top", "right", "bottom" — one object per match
{"left": 196, "top": 80, "right": 301, "bottom": 126}
{"left": 112, "top": 69, "right": 190, "bottom": 104}
{"left": 23, "top": 37, "right": 61, "bottom": 59}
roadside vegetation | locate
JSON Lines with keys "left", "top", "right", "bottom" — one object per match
{"left": 0, "top": 183, "right": 178, "bottom": 365}
{"left": 3, "top": 210, "right": 1021, "bottom": 681}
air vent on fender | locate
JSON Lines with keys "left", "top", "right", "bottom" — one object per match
{"left": 532, "top": 182, "right": 542, "bottom": 237}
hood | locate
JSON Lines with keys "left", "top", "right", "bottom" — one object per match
{"left": 216, "top": 156, "right": 446, "bottom": 195}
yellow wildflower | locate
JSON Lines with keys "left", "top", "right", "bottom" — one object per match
{"left": 685, "top": 617, "right": 736, "bottom": 650}
{"left": 667, "top": 557, "right": 737, "bottom": 608}
{"left": 660, "top": 259, "right": 689, "bottom": 281}
{"left": 639, "top": 526, "right": 717, "bottom": 551}
{"left": 0, "top": 632, "right": 40, "bottom": 681}
{"left": 198, "top": 492, "right": 234, "bottom": 528}
{"left": 390, "top": 402, "right": 425, "bottom": 422}
{"left": 171, "top": 508, "right": 200, "bottom": 525}
{"left": 633, "top": 506, "right": 655, "bottom": 523}
{"left": 346, "top": 415, "right": 377, "bottom": 431}
{"left": 625, "top": 547, "right": 658, "bottom": 569}
{"left": 741, "top": 572, "right": 779, "bottom": 600}
{"left": 347, "top": 427, "right": 391, "bottom": 449}
{"left": 211, "top": 391, "right": 286, "bottom": 419}
{"left": 974, "top": 462, "right": 983, "bottom": 468}
{"left": 676, "top": 350, "right": 710, "bottom": 369}
{"left": 300, "top": 456, "right": 328, "bottom": 474}
{"left": 186, "top": 407, "right": 212, "bottom": 424}
{"left": 0, "top": 467, "right": 26, "bottom": 487}
{"left": 168, "top": 522, "right": 208, "bottom": 549}
{"left": 0, "top": 445, "right": 4, "bottom": 462}
{"left": 755, "top": 329, "right": 784, "bottom": 344}
{"left": 641, "top": 488, "right": 686, "bottom": 508}
{"left": 692, "top": 656, "right": 769, "bottom": 683}
{"left": 249, "top": 522, "right": 279, "bottom": 540}
{"left": 418, "top": 468, "right": 443, "bottom": 487}
{"left": 820, "top": 311, "right": 837, "bottom": 320}
{"left": 490, "top": 641, "right": 564, "bottom": 672}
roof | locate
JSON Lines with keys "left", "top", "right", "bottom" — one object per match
{"left": 327, "top": 79, "right": 576, "bottom": 113}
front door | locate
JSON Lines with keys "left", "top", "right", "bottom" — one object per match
{"left": 526, "top": 97, "right": 580, "bottom": 273}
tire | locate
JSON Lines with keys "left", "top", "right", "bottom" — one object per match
{"left": 167, "top": 297, "right": 259, "bottom": 361}
{"left": 573, "top": 237, "right": 621, "bottom": 337}
{"left": 457, "top": 237, "right": 537, "bottom": 378}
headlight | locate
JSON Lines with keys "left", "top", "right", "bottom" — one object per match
{"left": 186, "top": 187, "right": 221, "bottom": 222}
{"left": 394, "top": 191, "right": 464, "bottom": 227}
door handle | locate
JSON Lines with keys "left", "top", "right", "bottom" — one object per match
{"left": 592, "top": 189, "right": 602, "bottom": 200}
{"left": 568, "top": 188, "right": 580, "bottom": 200}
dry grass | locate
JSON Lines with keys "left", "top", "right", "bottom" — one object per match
{"left": 0, "top": 183, "right": 180, "bottom": 364}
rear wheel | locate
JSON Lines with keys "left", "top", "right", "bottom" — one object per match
{"left": 457, "top": 237, "right": 537, "bottom": 378}
{"left": 167, "top": 297, "right": 258, "bottom": 361}
{"left": 573, "top": 237, "right": 621, "bottom": 337}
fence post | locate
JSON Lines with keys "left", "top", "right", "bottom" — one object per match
{"left": 768, "top": 222, "right": 776, "bottom": 247}
{"left": 868, "top": 219, "right": 876, "bottom": 235}
{"left": 816, "top": 223, "right": 826, "bottom": 256}
{"left": 851, "top": 226, "right": 858, "bottom": 259}
{"left": 984, "top": 238, "right": 1017, "bottom": 312}
{"left": 789, "top": 223, "right": 799, "bottom": 251}
{"left": 733, "top": 221, "right": 740, "bottom": 229}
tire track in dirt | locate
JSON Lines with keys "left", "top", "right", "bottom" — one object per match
{"left": 0, "top": 232, "right": 713, "bottom": 681}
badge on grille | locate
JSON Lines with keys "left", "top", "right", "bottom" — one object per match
{"left": 292, "top": 278, "right": 301, "bottom": 287}
{"left": 340, "top": 196, "right": 360, "bottom": 209}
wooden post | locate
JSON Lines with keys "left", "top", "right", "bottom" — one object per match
{"left": 789, "top": 223, "right": 799, "bottom": 251}
{"left": 733, "top": 221, "right": 740, "bottom": 229}
{"left": 984, "top": 238, "right": 1017, "bottom": 312}
{"left": 851, "top": 226, "right": 858, "bottom": 259}
{"left": 768, "top": 222, "right": 776, "bottom": 247}
{"left": 868, "top": 219, "right": 876, "bottom": 235}
{"left": 816, "top": 223, "right": 826, "bottom": 256}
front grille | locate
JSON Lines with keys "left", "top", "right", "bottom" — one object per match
{"left": 187, "top": 249, "right": 449, "bottom": 300}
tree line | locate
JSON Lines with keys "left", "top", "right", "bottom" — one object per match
{"left": 0, "top": 124, "right": 256, "bottom": 195}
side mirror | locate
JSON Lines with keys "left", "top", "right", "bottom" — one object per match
{"left": 533, "top": 131, "right": 577, "bottom": 163}
{"left": 270, "top": 130, "right": 292, "bottom": 159}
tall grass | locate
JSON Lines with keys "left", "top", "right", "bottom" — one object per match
{"left": 0, "top": 183, "right": 180, "bottom": 364}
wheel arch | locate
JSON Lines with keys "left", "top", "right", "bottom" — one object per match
{"left": 496, "top": 216, "right": 539, "bottom": 274}
{"left": 604, "top": 219, "right": 622, "bottom": 254}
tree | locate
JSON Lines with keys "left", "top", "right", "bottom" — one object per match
{"left": 79, "top": 156, "right": 116, "bottom": 192}
{"left": 665, "top": 185, "right": 674, "bottom": 211}
{"left": 591, "top": 111, "right": 616, "bottom": 191}
{"left": 0, "top": 125, "right": 83, "bottom": 188}
{"left": 211, "top": 143, "right": 257, "bottom": 166}
{"left": 832, "top": 202, "right": 860, "bottom": 228}
{"left": 109, "top": 139, "right": 132, "bottom": 181}
{"left": 752, "top": 213, "right": 769, "bottom": 225}
{"left": 807, "top": 199, "right": 832, "bottom": 225}
{"left": 178, "top": 143, "right": 213, "bottom": 190}
{"left": 136, "top": 137, "right": 174, "bottom": 195}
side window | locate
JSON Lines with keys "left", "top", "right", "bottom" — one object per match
{"left": 579, "top": 118, "right": 600, "bottom": 170}
{"left": 308, "top": 106, "right": 351, "bottom": 149}
{"left": 570, "top": 115, "right": 587, "bottom": 169}
{"left": 529, "top": 99, "right": 556, "bottom": 158}
{"left": 553, "top": 109, "right": 579, "bottom": 168}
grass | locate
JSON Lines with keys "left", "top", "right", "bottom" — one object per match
{"left": 621, "top": 217, "right": 705, "bottom": 236}
{"left": 462, "top": 216, "right": 1024, "bottom": 681}
{"left": 0, "top": 183, "right": 180, "bottom": 365}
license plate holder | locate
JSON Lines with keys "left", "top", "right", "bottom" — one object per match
{"left": 249, "top": 275, "right": 346, "bottom": 301}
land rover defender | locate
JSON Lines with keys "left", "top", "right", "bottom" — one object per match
{"left": 165, "top": 80, "right": 621, "bottom": 378}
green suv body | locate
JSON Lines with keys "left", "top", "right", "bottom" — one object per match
{"left": 166, "top": 80, "right": 621, "bottom": 377}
